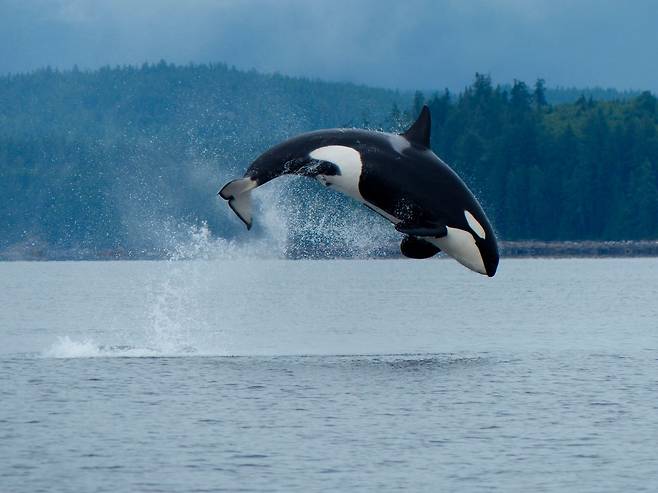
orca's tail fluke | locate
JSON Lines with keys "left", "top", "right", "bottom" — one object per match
{"left": 218, "top": 177, "right": 258, "bottom": 230}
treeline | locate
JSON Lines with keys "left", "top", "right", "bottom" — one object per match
{"left": 418, "top": 74, "right": 658, "bottom": 240}
{"left": 0, "top": 63, "right": 656, "bottom": 258}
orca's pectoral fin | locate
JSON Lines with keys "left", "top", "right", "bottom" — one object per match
{"left": 395, "top": 221, "right": 447, "bottom": 238}
{"left": 218, "top": 177, "right": 258, "bottom": 230}
{"left": 400, "top": 235, "right": 441, "bottom": 259}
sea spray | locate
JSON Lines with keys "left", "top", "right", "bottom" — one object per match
{"left": 41, "top": 175, "right": 399, "bottom": 358}
{"left": 253, "top": 176, "right": 398, "bottom": 259}
{"left": 134, "top": 177, "right": 398, "bottom": 356}
{"left": 43, "top": 336, "right": 103, "bottom": 358}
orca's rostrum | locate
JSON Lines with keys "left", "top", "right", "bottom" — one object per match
{"left": 219, "top": 106, "right": 499, "bottom": 276}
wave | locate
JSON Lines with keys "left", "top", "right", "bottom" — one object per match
{"left": 42, "top": 335, "right": 216, "bottom": 358}
{"left": 41, "top": 338, "right": 486, "bottom": 366}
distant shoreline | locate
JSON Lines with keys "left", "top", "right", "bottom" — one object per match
{"left": 3, "top": 240, "right": 658, "bottom": 261}
{"left": 499, "top": 240, "right": 658, "bottom": 258}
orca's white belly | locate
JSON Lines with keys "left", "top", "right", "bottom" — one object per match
{"left": 428, "top": 228, "right": 486, "bottom": 275}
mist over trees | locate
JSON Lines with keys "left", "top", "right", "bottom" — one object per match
{"left": 0, "top": 63, "right": 656, "bottom": 258}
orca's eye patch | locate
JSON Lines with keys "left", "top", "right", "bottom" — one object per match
{"left": 464, "top": 210, "right": 486, "bottom": 239}
{"left": 313, "top": 160, "right": 341, "bottom": 176}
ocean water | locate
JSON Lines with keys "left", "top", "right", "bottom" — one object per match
{"left": 1, "top": 258, "right": 658, "bottom": 492}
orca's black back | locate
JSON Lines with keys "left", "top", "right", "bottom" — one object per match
{"left": 245, "top": 127, "right": 495, "bottom": 247}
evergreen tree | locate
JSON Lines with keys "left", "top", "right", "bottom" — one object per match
{"left": 533, "top": 79, "right": 548, "bottom": 108}
{"left": 412, "top": 90, "right": 425, "bottom": 117}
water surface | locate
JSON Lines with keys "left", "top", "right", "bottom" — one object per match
{"left": 1, "top": 259, "right": 657, "bottom": 491}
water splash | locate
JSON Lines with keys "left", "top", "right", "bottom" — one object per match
{"left": 254, "top": 177, "right": 398, "bottom": 259}
{"left": 157, "top": 176, "right": 398, "bottom": 261}
{"left": 41, "top": 176, "right": 401, "bottom": 359}
{"left": 141, "top": 251, "right": 220, "bottom": 356}
{"left": 42, "top": 336, "right": 178, "bottom": 358}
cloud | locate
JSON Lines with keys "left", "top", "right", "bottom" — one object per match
{"left": 0, "top": 0, "right": 656, "bottom": 91}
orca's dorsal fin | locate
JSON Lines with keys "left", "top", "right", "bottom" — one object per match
{"left": 402, "top": 105, "right": 431, "bottom": 148}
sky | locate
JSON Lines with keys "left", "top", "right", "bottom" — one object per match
{"left": 1, "top": 0, "right": 656, "bottom": 92}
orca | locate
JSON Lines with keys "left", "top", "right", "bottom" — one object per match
{"left": 219, "top": 106, "right": 499, "bottom": 276}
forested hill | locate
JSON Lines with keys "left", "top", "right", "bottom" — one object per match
{"left": 425, "top": 77, "right": 658, "bottom": 241}
{"left": 0, "top": 62, "right": 409, "bottom": 258}
{"left": 1, "top": 63, "right": 657, "bottom": 258}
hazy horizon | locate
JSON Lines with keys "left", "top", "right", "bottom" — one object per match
{"left": 1, "top": 0, "right": 656, "bottom": 93}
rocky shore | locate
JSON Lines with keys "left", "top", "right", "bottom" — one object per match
{"left": 499, "top": 240, "right": 658, "bottom": 258}
{"left": 3, "top": 240, "right": 658, "bottom": 261}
